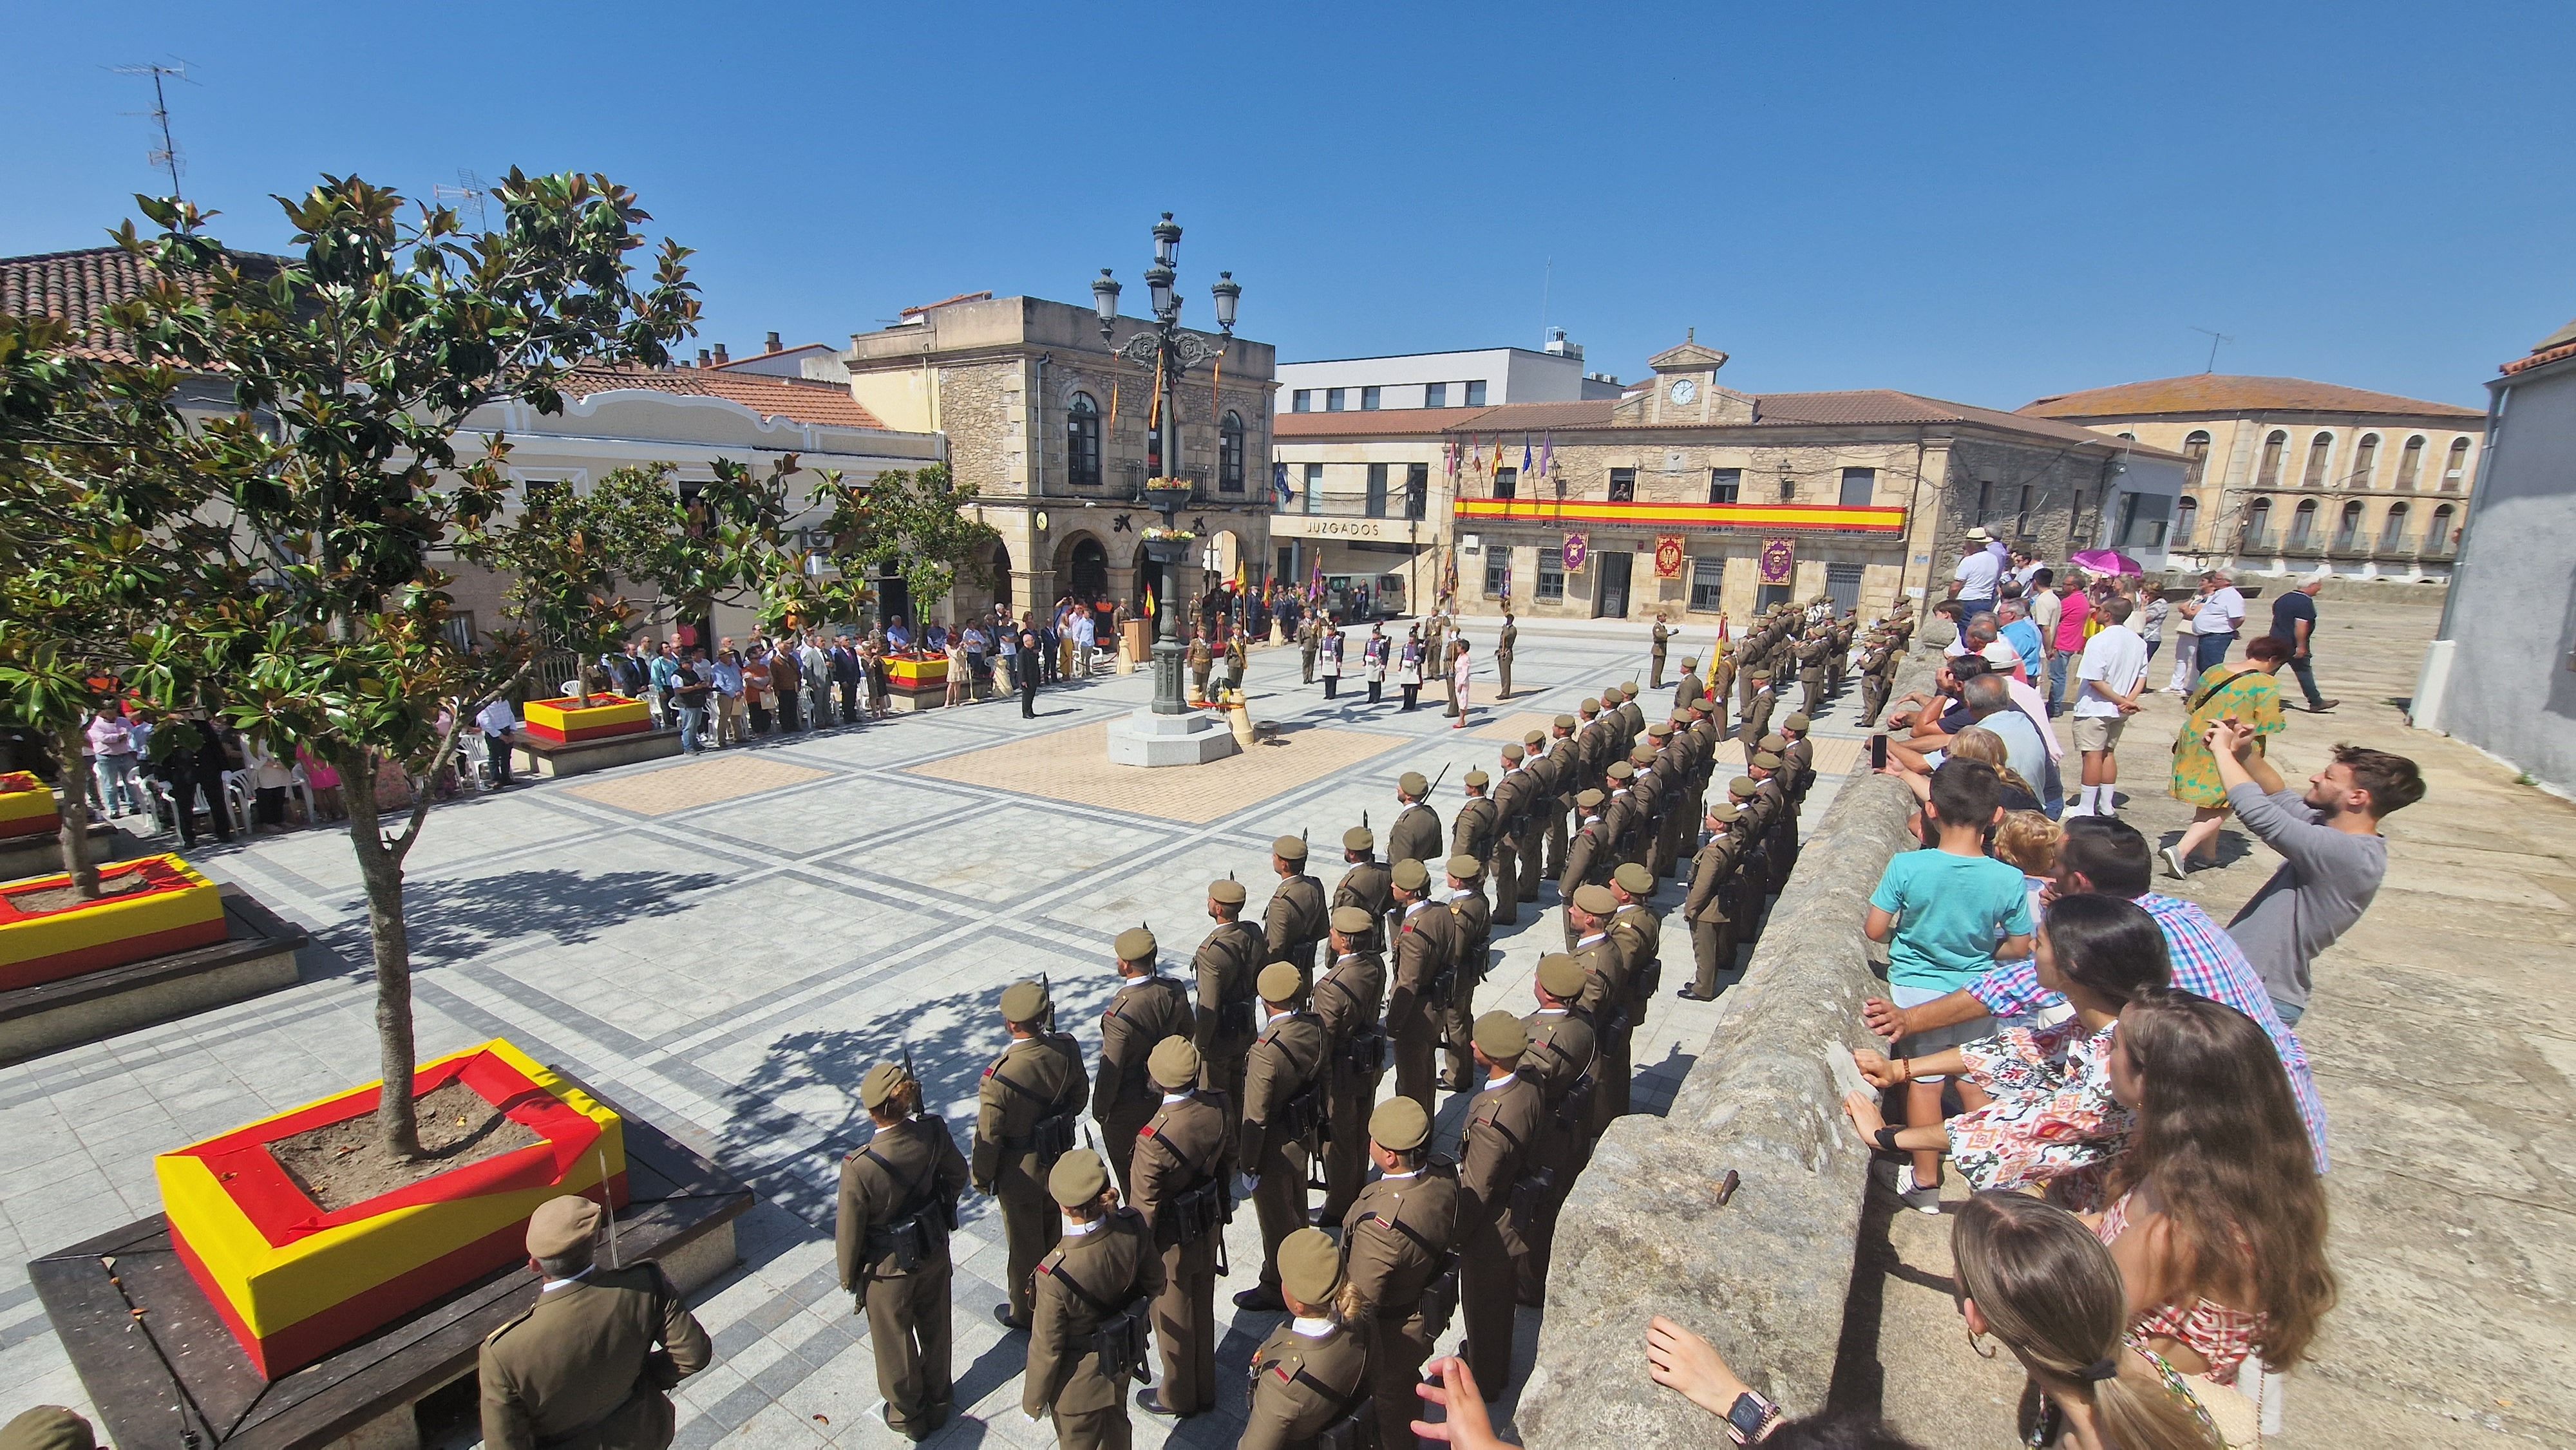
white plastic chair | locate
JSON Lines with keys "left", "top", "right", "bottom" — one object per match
{"left": 221, "top": 769, "right": 255, "bottom": 833}
{"left": 285, "top": 763, "right": 317, "bottom": 825}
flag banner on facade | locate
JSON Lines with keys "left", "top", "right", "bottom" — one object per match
{"left": 1758, "top": 538, "right": 1795, "bottom": 585}
{"left": 1520, "top": 437, "right": 1533, "bottom": 477}
{"left": 1212, "top": 353, "right": 1222, "bottom": 420}
{"left": 1653, "top": 535, "right": 1687, "bottom": 579}
{"left": 1144, "top": 583, "right": 1157, "bottom": 618}
{"left": 1441, "top": 547, "right": 1459, "bottom": 600}
{"left": 1148, "top": 351, "right": 1165, "bottom": 431}
{"left": 1491, "top": 440, "right": 1506, "bottom": 476}
{"left": 1537, "top": 432, "right": 1553, "bottom": 481}
{"left": 1561, "top": 532, "right": 1589, "bottom": 572}
{"left": 1273, "top": 462, "right": 1292, "bottom": 505}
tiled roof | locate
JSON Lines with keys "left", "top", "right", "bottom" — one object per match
{"left": 1, "top": 244, "right": 287, "bottom": 362}
{"left": 565, "top": 365, "right": 886, "bottom": 430}
{"left": 1280, "top": 389, "right": 2176, "bottom": 456}
{"left": 1276, "top": 405, "right": 1498, "bottom": 438}
{"left": 2501, "top": 317, "right": 2576, "bottom": 377}
{"left": 2018, "top": 373, "right": 2483, "bottom": 420}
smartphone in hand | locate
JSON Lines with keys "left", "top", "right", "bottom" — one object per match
{"left": 1869, "top": 733, "right": 1888, "bottom": 771}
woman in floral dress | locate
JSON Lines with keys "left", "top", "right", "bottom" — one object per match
{"left": 2164, "top": 634, "right": 2289, "bottom": 876}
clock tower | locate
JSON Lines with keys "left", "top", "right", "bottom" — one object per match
{"left": 1623, "top": 330, "right": 1753, "bottom": 426}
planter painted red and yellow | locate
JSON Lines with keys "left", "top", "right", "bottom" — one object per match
{"left": 0, "top": 773, "right": 57, "bottom": 842}
{"left": 0, "top": 853, "right": 225, "bottom": 991}
{"left": 522, "top": 695, "right": 651, "bottom": 744}
{"left": 156, "top": 1039, "right": 627, "bottom": 1379}
{"left": 886, "top": 655, "right": 949, "bottom": 689}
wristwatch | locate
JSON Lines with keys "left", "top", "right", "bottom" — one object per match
{"left": 1723, "top": 1389, "right": 1781, "bottom": 1445}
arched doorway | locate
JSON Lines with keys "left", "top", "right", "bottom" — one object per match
{"left": 988, "top": 540, "right": 1014, "bottom": 619}
{"left": 1064, "top": 536, "right": 1110, "bottom": 603}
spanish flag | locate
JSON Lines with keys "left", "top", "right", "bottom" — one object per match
{"left": 1144, "top": 584, "right": 1157, "bottom": 618}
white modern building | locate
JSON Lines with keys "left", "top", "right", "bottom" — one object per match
{"left": 1277, "top": 332, "right": 1625, "bottom": 416}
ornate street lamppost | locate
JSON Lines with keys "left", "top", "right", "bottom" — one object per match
{"left": 1090, "top": 213, "right": 1240, "bottom": 719}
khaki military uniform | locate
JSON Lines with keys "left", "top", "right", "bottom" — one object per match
{"left": 1649, "top": 621, "right": 1670, "bottom": 688}
{"left": 1191, "top": 919, "right": 1267, "bottom": 1108}
{"left": 835, "top": 1115, "right": 969, "bottom": 1435}
{"left": 1332, "top": 859, "right": 1393, "bottom": 954}
{"left": 478, "top": 1262, "right": 711, "bottom": 1450}
{"left": 1128, "top": 1091, "right": 1231, "bottom": 1416}
{"left": 975, "top": 1033, "right": 1090, "bottom": 1323}
{"left": 1557, "top": 819, "right": 1613, "bottom": 946}
{"left": 1021, "top": 1208, "right": 1164, "bottom": 1450}
{"left": 1387, "top": 803, "right": 1443, "bottom": 880}
{"left": 1529, "top": 740, "right": 1571, "bottom": 890}
{"left": 1517, "top": 1007, "right": 1598, "bottom": 1300}
{"left": 1242, "top": 1315, "right": 1373, "bottom": 1450}
{"left": 1437, "top": 890, "right": 1491, "bottom": 1091}
{"left": 1241, "top": 1009, "right": 1330, "bottom": 1295}
{"left": 1093, "top": 973, "right": 1194, "bottom": 1194}
{"left": 1312, "top": 950, "right": 1388, "bottom": 1222}
{"left": 1450, "top": 797, "right": 1499, "bottom": 905}
{"left": 1341, "top": 1165, "right": 1460, "bottom": 1447}
{"left": 1494, "top": 620, "right": 1516, "bottom": 698}
{"left": 1188, "top": 639, "right": 1213, "bottom": 703}
{"left": 1488, "top": 769, "right": 1533, "bottom": 923}
{"left": 1685, "top": 831, "right": 1747, "bottom": 997}
{"left": 1571, "top": 934, "right": 1633, "bottom": 1131}
{"left": 1300, "top": 621, "right": 1320, "bottom": 684}
{"left": 1609, "top": 900, "right": 1663, "bottom": 1029}
{"left": 1387, "top": 900, "right": 1460, "bottom": 1113}
{"left": 1455, "top": 1072, "right": 1545, "bottom": 1393}
{"left": 1264, "top": 871, "right": 1330, "bottom": 984}
{"left": 1672, "top": 668, "right": 1704, "bottom": 716}
{"left": 1797, "top": 634, "right": 1829, "bottom": 718}
{"left": 1601, "top": 787, "right": 1647, "bottom": 874}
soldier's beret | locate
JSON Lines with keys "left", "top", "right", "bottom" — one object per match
{"left": 1600, "top": 686, "right": 1623, "bottom": 704}
{"left": 1369, "top": 1096, "right": 1431, "bottom": 1151}
{"left": 1751, "top": 670, "right": 1772, "bottom": 681}
{"left": 1551, "top": 715, "right": 1577, "bottom": 731}
{"left": 1572, "top": 883, "right": 1620, "bottom": 917}
{"left": 1115, "top": 926, "right": 1157, "bottom": 963}
{"left": 1473, "top": 1010, "right": 1530, "bottom": 1059}
{"left": 1390, "top": 858, "right": 1430, "bottom": 892}
{"left": 1629, "top": 748, "right": 1656, "bottom": 767}
{"left": 1273, "top": 834, "right": 1309, "bottom": 863}
{"left": 1687, "top": 702, "right": 1711, "bottom": 717}
{"left": 1753, "top": 751, "right": 1783, "bottom": 770}
{"left": 1647, "top": 721, "right": 1673, "bottom": 739}
{"left": 1605, "top": 760, "right": 1634, "bottom": 781}
{"left": 1330, "top": 905, "right": 1376, "bottom": 936}
{"left": 1708, "top": 801, "right": 1743, "bottom": 824}
{"left": 1464, "top": 769, "right": 1490, "bottom": 787}
{"left": 1001, "top": 979, "right": 1050, "bottom": 1024}
{"left": 859, "top": 1062, "right": 914, "bottom": 1110}
{"left": 1148, "top": 1035, "right": 1200, "bottom": 1088}
{"left": 1783, "top": 714, "right": 1811, "bottom": 733}
{"left": 1047, "top": 1148, "right": 1110, "bottom": 1207}
{"left": 1620, "top": 681, "right": 1638, "bottom": 695}
{"left": 1343, "top": 826, "right": 1375, "bottom": 852}
{"left": 1579, "top": 698, "right": 1601, "bottom": 714}
{"left": 1525, "top": 728, "right": 1550, "bottom": 746}
{"left": 1257, "top": 961, "right": 1303, "bottom": 1005}
{"left": 1729, "top": 775, "right": 1758, "bottom": 798}
{"left": 0, "top": 1409, "right": 94, "bottom": 1450}
{"left": 1278, "top": 1226, "right": 1344, "bottom": 1306}
{"left": 1501, "top": 744, "right": 1525, "bottom": 763}
{"left": 526, "top": 1194, "right": 601, "bottom": 1259}
{"left": 1681, "top": 655, "right": 1700, "bottom": 668}
{"left": 1759, "top": 734, "right": 1786, "bottom": 753}
{"left": 1446, "top": 853, "right": 1483, "bottom": 882}
{"left": 1209, "top": 879, "right": 1248, "bottom": 907}
{"left": 1613, "top": 863, "right": 1656, "bottom": 896}
{"left": 1399, "top": 771, "right": 1430, "bottom": 796}
{"left": 1577, "top": 788, "right": 1606, "bottom": 810}
{"left": 1537, "top": 954, "right": 1587, "bottom": 999}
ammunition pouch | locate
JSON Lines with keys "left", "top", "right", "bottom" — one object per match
{"left": 1028, "top": 1111, "right": 1077, "bottom": 1163}
{"left": 1170, "top": 1171, "right": 1235, "bottom": 1247}
{"left": 1223, "top": 995, "right": 1258, "bottom": 1041}
{"left": 1094, "top": 1304, "right": 1149, "bottom": 1383}
{"left": 1338, "top": 1028, "right": 1387, "bottom": 1080}
{"left": 1418, "top": 1252, "right": 1463, "bottom": 1340}
{"left": 1313, "top": 1395, "right": 1383, "bottom": 1450}
{"left": 1273, "top": 1079, "right": 1327, "bottom": 1144}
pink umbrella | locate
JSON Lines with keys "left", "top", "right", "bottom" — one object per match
{"left": 2070, "top": 549, "right": 2142, "bottom": 576}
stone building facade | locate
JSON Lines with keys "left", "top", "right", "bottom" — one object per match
{"left": 840, "top": 294, "right": 1275, "bottom": 625}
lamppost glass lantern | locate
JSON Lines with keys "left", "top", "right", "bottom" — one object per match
{"left": 1153, "top": 212, "right": 1182, "bottom": 267}
{"left": 1145, "top": 263, "right": 1175, "bottom": 321}
{"left": 1091, "top": 269, "right": 1121, "bottom": 335}
{"left": 1210, "top": 272, "right": 1240, "bottom": 334}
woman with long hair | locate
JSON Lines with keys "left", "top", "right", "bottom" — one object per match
{"left": 2100, "top": 986, "right": 2335, "bottom": 1382}
{"left": 2164, "top": 634, "right": 2289, "bottom": 876}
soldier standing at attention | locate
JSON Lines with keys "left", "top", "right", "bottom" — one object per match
{"left": 1340, "top": 1098, "right": 1460, "bottom": 1447}
{"left": 1235, "top": 963, "right": 1329, "bottom": 1312}
{"left": 1187, "top": 629, "right": 1213, "bottom": 704}
{"left": 1558, "top": 788, "right": 1612, "bottom": 945}
{"left": 1518, "top": 955, "right": 1599, "bottom": 1302}
{"left": 1331, "top": 825, "right": 1392, "bottom": 955}
{"left": 1649, "top": 612, "right": 1671, "bottom": 688}
{"left": 1126, "top": 1039, "right": 1229, "bottom": 1422}
{"left": 1602, "top": 756, "right": 1648, "bottom": 872}
{"left": 1797, "top": 627, "right": 1830, "bottom": 719}
{"left": 1385, "top": 858, "right": 1458, "bottom": 1112}
{"left": 1673, "top": 653, "right": 1704, "bottom": 715}
{"left": 1240, "top": 1229, "right": 1375, "bottom": 1450}
{"left": 1387, "top": 772, "right": 1443, "bottom": 885}
{"left": 1262, "top": 835, "right": 1329, "bottom": 984}
{"left": 975, "top": 979, "right": 1088, "bottom": 1332}
{"left": 1617, "top": 679, "right": 1647, "bottom": 740}
{"left": 1298, "top": 614, "right": 1320, "bottom": 685}
{"left": 1540, "top": 715, "right": 1579, "bottom": 881}
{"left": 1607, "top": 862, "right": 1665, "bottom": 1021}
{"left": 1094, "top": 927, "right": 1192, "bottom": 1196}
{"left": 1779, "top": 713, "right": 1819, "bottom": 814}
{"left": 1493, "top": 608, "right": 1517, "bottom": 699}
{"left": 1455, "top": 1012, "right": 1545, "bottom": 1398}
{"left": 1680, "top": 802, "right": 1747, "bottom": 1001}
{"left": 1487, "top": 746, "right": 1532, "bottom": 925}
{"left": 1191, "top": 880, "right": 1265, "bottom": 1109}
{"left": 1224, "top": 632, "right": 1247, "bottom": 694}
{"left": 1750, "top": 749, "right": 1794, "bottom": 894}
{"left": 1021, "top": 1150, "right": 1161, "bottom": 1450}
{"left": 1311, "top": 906, "right": 1388, "bottom": 1223}
{"left": 1708, "top": 643, "right": 1737, "bottom": 724}
{"left": 835, "top": 1063, "right": 969, "bottom": 1442}
{"left": 1740, "top": 670, "right": 1777, "bottom": 756}
{"left": 1567, "top": 885, "right": 1633, "bottom": 1131}
{"left": 1436, "top": 854, "right": 1493, "bottom": 1093}
{"left": 478, "top": 1196, "right": 711, "bottom": 1450}
{"left": 1450, "top": 770, "right": 1499, "bottom": 910}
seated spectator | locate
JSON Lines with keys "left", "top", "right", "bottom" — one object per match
{"left": 1884, "top": 728, "right": 2042, "bottom": 841}
{"left": 2205, "top": 726, "right": 2422, "bottom": 1025}
{"left": 297, "top": 744, "right": 345, "bottom": 822}
{"left": 1885, "top": 655, "right": 1991, "bottom": 755}
{"left": 1845, "top": 892, "right": 2172, "bottom": 1209}
{"left": 2164, "top": 635, "right": 2289, "bottom": 876}
{"left": 2099, "top": 987, "right": 2336, "bottom": 1385}
{"left": 1863, "top": 760, "right": 2033, "bottom": 1213}
{"left": 1863, "top": 816, "right": 2330, "bottom": 1174}
{"left": 1944, "top": 615, "right": 2027, "bottom": 681}
{"left": 1949, "top": 675, "right": 2047, "bottom": 793}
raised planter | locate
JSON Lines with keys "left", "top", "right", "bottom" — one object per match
{"left": 0, "top": 854, "right": 227, "bottom": 992}
{"left": 156, "top": 1039, "right": 626, "bottom": 1379}
{"left": 511, "top": 728, "right": 683, "bottom": 780}
{"left": 0, "top": 883, "right": 306, "bottom": 1064}
{"left": 0, "top": 818, "right": 118, "bottom": 885}
{"left": 520, "top": 695, "right": 650, "bottom": 745}
{"left": 885, "top": 654, "right": 949, "bottom": 713}
{"left": 0, "top": 771, "right": 59, "bottom": 840}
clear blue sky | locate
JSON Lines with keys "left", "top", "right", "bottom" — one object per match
{"left": 6, "top": 2, "right": 2569, "bottom": 411}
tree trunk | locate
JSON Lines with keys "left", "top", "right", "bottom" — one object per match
{"left": 53, "top": 727, "right": 99, "bottom": 898}
{"left": 345, "top": 762, "right": 424, "bottom": 1160}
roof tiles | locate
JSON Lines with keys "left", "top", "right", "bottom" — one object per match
{"left": 2018, "top": 373, "right": 2481, "bottom": 420}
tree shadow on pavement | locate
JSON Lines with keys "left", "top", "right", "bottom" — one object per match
{"left": 306, "top": 867, "right": 724, "bottom": 977}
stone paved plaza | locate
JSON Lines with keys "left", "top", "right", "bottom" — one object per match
{"left": 0, "top": 620, "right": 1856, "bottom": 1450}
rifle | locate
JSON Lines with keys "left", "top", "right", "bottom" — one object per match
{"left": 1426, "top": 761, "right": 1453, "bottom": 798}
{"left": 902, "top": 1042, "right": 922, "bottom": 1121}
{"left": 1039, "top": 971, "right": 1057, "bottom": 1036}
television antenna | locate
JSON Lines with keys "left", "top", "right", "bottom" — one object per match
{"left": 2188, "top": 326, "right": 2235, "bottom": 374}
{"left": 111, "top": 61, "right": 194, "bottom": 201}
{"left": 435, "top": 169, "right": 489, "bottom": 232}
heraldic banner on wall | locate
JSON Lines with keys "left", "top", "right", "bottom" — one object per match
{"left": 1653, "top": 535, "right": 1687, "bottom": 579}
{"left": 1758, "top": 537, "right": 1796, "bottom": 586}
{"left": 1560, "top": 532, "right": 1589, "bottom": 572}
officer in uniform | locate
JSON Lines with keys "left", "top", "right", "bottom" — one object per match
{"left": 1519, "top": 955, "right": 1598, "bottom": 1302}
{"left": 1241, "top": 1229, "right": 1374, "bottom": 1450}
{"left": 1449, "top": 770, "right": 1499, "bottom": 910}
{"left": 1226, "top": 633, "right": 1247, "bottom": 694}
{"left": 1607, "top": 862, "right": 1664, "bottom": 1016}
{"left": 478, "top": 1196, "right": 711, "bottom": 1450}
{"left": 1386, "top": 771, "right": 1443, "bottom": 885}
{"left": 1739, "top": 670, "right": 1776, "bottom": 755}
{"left": 1649, "top": 614, "right": 1670, "bottom": 688}
{"left": 1673, "top": 654, "right": 1704, "bottom": 715}
{"left": 1332, "top": 825, "right": 1392, "bottom": 955}
{"left": 1021, "top": 1150, "right": 1162, "bottom": 1450}
{"left": 836, "top": 1062, "right": 969, "bottom": 1440}
{"left": 1539, "top": 716, "right": 1579, "bottom": 881}
{"left": 1750, "top": 750, "right": 1794, "bottom": 895}
{"left": 1567, "top": 885, "right": 1631, "bottom": 1132}
{"left": 1859, "top": 634, "right": 1895, "bottom": 727}
{"left": 1312, "top": 905, "right": 1388, "bottom": 1223}
{"left": 1455, "top": 1012, "right": 1546, "bottom": 1397}
{"left": 1680, "top": 801, "right": 1747, "bottom": 1001}
{"left": 1263, "top": 835, "right": 1329, "bottom": 984}
{"left": 1436, "top": 854, "right": 1492, "bottom": 1093}
{"left": 1299, "top": 616, "right": 1320, "bottom": 685}
{"left": 1486, "top": 745, "right": 1531, "bottom": 925}
{"left": 1236, "top": 962, "right": 1329, "bottom": 1312}
{"left": 975, "top": 979, "right": 1088, "bottom": 1332}
{"left": 1494, "top": 609, "right": 1517, "bottom": 698}
{"left": 1616, "top": 680, "right": 1647, "bottom": 739}
{"left": 1557, "top": 788, "right": 1611, "bottom": 944}
{"left": 1779, "top": 713, "right": 1819, "bottom": 815}
{"left": 1385, "top": 858, "right": 1459, "bottom": 1113}
{"left": 1188, "top": 631, "right": 1213, "bottom": 704}
{"left": 1796, "top": 627, "right": 1829, "bottom": 719}
{"left": 1727, "top": 775, "right": 1772, "bottom": 934}
{"left": 1339, "top": 1097, "right": 1459, "bottom": 1447}
{"left": 1191, "top": 880, "right": 1266, "bottom": 1108}
{"left": 1600, "top": 759, "right": 1645, "bottom": 871}
{"left": 1094, "top": 927, "right": 1193, "bottom": 1195}
{"left": 1128, "top": 1038, "right": 1229, "bottom": 1420}
{"left": 1708, "top": 643, "right": 1737, "bottom": 724}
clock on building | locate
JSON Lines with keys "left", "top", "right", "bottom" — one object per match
{"left": 1669, "top": 379, "right": 1698, "bottom": 405}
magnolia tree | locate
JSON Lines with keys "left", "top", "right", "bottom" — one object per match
{"left": 124, "top": 172, "right": 705, "bottom": 1158}
{"left": 802, "top": 462, "right": 999, "bottom": 630}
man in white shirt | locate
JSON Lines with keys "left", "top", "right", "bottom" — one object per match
{"left": 2188, "top": 570, "right": 2246, "bottom": 674}
{"left": 2067, "top": 598, "right": 2150, "bottom": 818}
{"left": 475, "top": 697, "right": 518, "bottom": 789}
{"left": 1947, "top": 527, "right": 2002, "bottom": 617}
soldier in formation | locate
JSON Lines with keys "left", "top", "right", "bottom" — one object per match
{"left": 1239, "top": 1229, "right": 1374, "bottom": 1450}
{"left": 1094, "top": 927, "right": 1191, "bottom": 1194}
{"left": 835, "top": 1062, "right": 969, "bottom": 1440}
{"left": 976, "top": 979, "right": 1088, "bottom": 1332}
{"left": 1127, "top": 1037, "right": 1230, "bottom": 1421}
{"left": 1262, "top": 835, "right": 1329, "bottom": 984}
{"left": 1235, "top": 963, "right": 1329, "bottom": 1312}
{"left": 478, "top": 1196, "right": 711, "bottom": 1450}
{"left": 1020, "top": 1149, "right": 1160, "bottom": 1450}
{"left": 1192, "top": 880, "right": 1266, "bottom": 1107}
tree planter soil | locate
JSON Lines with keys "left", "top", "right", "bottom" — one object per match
{"left": 6, "top": 873, "right": 147, "bottom": 915}
{"left": 269, "top": 1080, "right": 546, "bottom": 1212}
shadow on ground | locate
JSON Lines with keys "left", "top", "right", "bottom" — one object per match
{"left": 307, "top": 867, "right": 725, "bottom": 977}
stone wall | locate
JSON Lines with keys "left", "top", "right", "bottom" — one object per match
{"left": 1517, "top": 652, "right": 1938, "bottom": 1442}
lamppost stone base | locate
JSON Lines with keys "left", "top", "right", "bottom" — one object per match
{"left": 1104, "top": 708, "right": 1240, "bottom": 767}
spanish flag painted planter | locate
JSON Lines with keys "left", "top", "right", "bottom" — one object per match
{"left": 520, "top": 695, "right": 651, "bottom": 745}
{"left": 0, "top": 854, "right": 226, "bottom": 992}
{"left": 0, "top": 772, "right": 57, "bottom": 842}
{"left": 885, "top": 655, "right": 948, "bottom": 690}
{"left": 156, "top": 1039, "right": 626, "bottom": 1379}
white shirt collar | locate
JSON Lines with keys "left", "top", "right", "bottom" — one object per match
{"left": 1403, "top": 899, "right": 1426, "bottom": 916}
{"left": 1061, "top": 1217, "right": 1102, "bottom": 1238}
{"left": 1264, "top": 1006, "right": 1294, "bottom": 1026}
{"left": 1379, "top": 1167, "right": 1421, "bottom": 1181}
{"left": 1479, "top": 1071, "right": 1517, "bottom": 1094}
{"left": 542, "top": 1264, "right": 598, "bottom": 1293}
{"left": 1577, "top": 932, "right": 1607, "bottom": 947}
{"left": 1161, "top": 1091, "right": 1191, "bottom": 1104}
{"left": 1534, "top": 1006, "right": 1567, "bottom": 1017}
{"left": 1291, "top": 1315, "right": 1336, "bottom": 1339}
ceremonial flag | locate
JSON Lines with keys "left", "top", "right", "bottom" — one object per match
{"left": 1490, "top": 439, "right": 1506, "bottom": 475}
{"left": 1538, "top": 432, "right": 1553, "bottom": 480}
{"left": 1212, "top": 353, "right": 1222, "bottom": 419}
{"left": 1272, "top": 462, "right": 1293, "bottom": 506}
{"left": 1144, "top": 583, "right": 1157, "bottom": 619}
{"left": 1110, "top": 381, "right": 1119, "bottom": 435}
{"left": 1148, "top": 351, "right": 1165, "bottom": 433}
{"left": 1520, "top": 437, "right": 1532, "bottom": 477}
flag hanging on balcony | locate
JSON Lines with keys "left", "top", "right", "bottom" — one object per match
{"left": 1538, "top": 432, "right": 1553, "bottom": 480}
{"left": 1110, "top": 381, "right": 1119, "bottom": 435}
{"left": 1148, "top": 351, "right": 1165, "bottom": 433}
{"left": 1521, "top": 437, "right": 1533, "bottom": 478}
{"left": 1273, "top": 463, "right": 1293, "bottom": 506}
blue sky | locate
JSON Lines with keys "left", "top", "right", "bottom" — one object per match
{"left": 6, "top": 3, "right": 2569, "bottom": 410}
